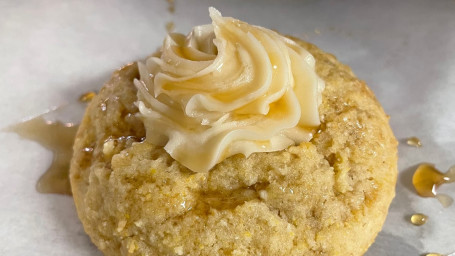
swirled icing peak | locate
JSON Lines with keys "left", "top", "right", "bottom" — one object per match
{"left": 135, "top": 7, "right": 325, "bottom": 172}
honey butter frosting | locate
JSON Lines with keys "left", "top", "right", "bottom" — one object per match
{"left": 134, "top": 7, "right": 325, "bottom": 172}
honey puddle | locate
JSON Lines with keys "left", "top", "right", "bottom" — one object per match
{"left": 5, "top": 91, "right": 93, "bottom": 195}
{"left": 7, "top": 116, "right": 78, "bottom": 195}
{"left": 412, "top": 163, "right": 455, "bottom": 207}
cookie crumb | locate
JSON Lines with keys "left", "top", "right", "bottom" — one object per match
{"left": 134, "top": 220, "right": 143, "bottom": 227}
{"left": 174, "top": 246, "right": 184, "bottom": 255}
{"left": 259, "top": 190, "right": 268, "bottom": 200}
{"left": 244, "top": 231, "right": 252, "bottom": 237}
{"left": 117, "top": 220, "right": 127, "bottom": 233}
{"left": 127, "top": 240, "right": 137, "bottom": 253}
{"left": 98, "top": 240, "right": 106, "bottom": 250}
{"left": 103, "top": 139, "right": 115, "bottom": 156}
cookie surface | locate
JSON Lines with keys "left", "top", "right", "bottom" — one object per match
{"left": 70, "top": 38, "right": 397, "bottom": 256}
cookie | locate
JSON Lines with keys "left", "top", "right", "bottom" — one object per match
{"left": 70, "top": 37, "right": 397, "bottom": 255}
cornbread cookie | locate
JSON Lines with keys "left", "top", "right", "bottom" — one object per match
{"left": 70, "top": 38, "right": 397, "bottom": 255}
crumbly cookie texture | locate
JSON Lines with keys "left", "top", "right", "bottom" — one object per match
{"left": 70, "top": 38, "right": 397, "bottom": 256}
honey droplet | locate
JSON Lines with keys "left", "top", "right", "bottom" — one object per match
{"left": 406, "top": 136, "right": 422, "bottom": 147}
{"left": 166, "top": 0, "right": 175, "bottom": 13}
{"left": 425, "top": 254, "right": 443, "bottom": 256}
{"left": 410, "top": 213, "right": 428, "bottom": 226}
{"left": 435, "top": 194, "right": 454, "bottom": 208}
{"left": 412, "top": 164, "right": 453, "bottom": 197}
{"left": 412, "top": 163, "right": 454, "bottom": 207}
{"left": 446, "top": 165, "right": 455, "bottom": 180}
{"left": 166, "top": 22, "right": 175, "bottom": 33}
{"left": 7, "top": 116, "right": 79, "bottom": 195}
{"left": 79, "top": 91, "right": 97, "bottom": 102}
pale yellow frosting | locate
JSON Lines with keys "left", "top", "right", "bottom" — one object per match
{"left": 134, "top": 7, "right": 325, "bottom": 172}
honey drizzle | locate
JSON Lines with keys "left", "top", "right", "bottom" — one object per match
{"left": 412, "top": 163, "right": 455, "bottom": 207}
{"left": 7, "top": 116, "right": 78, "bottom": 195}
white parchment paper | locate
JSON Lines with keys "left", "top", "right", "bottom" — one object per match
{"left": 1, "top": 0, "right": 454, "bottom": 255}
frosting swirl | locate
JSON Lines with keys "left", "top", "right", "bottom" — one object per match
{"left": 135, "top": 7, "right": 325, "bottom": 172}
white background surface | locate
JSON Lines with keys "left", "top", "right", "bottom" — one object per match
{"left": 1, "top": 0, "right": 454, "bottom": 255}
